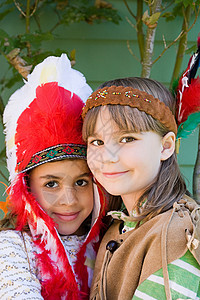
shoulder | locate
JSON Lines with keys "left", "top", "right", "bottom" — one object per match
{"left": 0, "top": 230, "right": 43, "bottom": 299}
{"left": 0, "top": 230, "right": 35, "bottom": 265}
{"left": 147, "top": 195, "right": 198, "bottom": 237}
{"left": 0, "top": 230, "right": 33, "bottom": 250}
{"left": 166, "top": 196, "right": 199, "bottom": 240}
{"left": 155, "top": 196, "right": 200, "bottom": 264}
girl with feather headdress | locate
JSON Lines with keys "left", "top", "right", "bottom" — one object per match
{"left": 0, "top": 54, "right": 107, "bottom": 300}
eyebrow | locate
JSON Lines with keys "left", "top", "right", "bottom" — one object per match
{"left": 76, "top": 172, "right": 92, "bottom": 178}
{"left": 90, "top": 129, "right": 136, "bottom": 138}
{"left": 88, "top": 133, "right": 99, "bottom": 138}
{"left": 40, "top": 172, "right": 91, "bottom": 180}
{"left": 40, "top": 175, "right": 61, "bottom": 180}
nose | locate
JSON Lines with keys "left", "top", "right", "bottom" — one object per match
{"left": 57, "top": 187, "right": 78, "bottom": 206}
{"left": 101, "top": 143, "right": 119, "bottom": 164}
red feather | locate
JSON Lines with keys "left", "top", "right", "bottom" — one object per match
{"left": 197, "top": 35, "right": 200, "bottom": 48}
{"left": 15, "top": 82, "right": 85, "bottom": 172}
{"left": 176, "top": 35, "right": 200, "bottom": 127}
{"left": 176, "top": 77, "right": 200, "bottom": 125}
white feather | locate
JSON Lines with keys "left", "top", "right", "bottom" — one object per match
{"left": 3, "top": 54, "right": 92, "bottom": 180}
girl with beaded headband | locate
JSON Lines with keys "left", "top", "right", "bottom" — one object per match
{"left": 82, "top": 76, "right": 200, "bottom": 300}
{"left": 0, "top": 54, "right": 107, "bottom": 300}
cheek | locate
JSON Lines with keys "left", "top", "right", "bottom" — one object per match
{"left": 32, "top": 188, "right": 54, "bottom": 212}
{"left": 30, "top": 181, "right": 45, "bottom": 205}
{"left": 30, "top": 186, "right": 42, "bottom": 204}
{"left": 40, "top": 190, "right": 60, "bottom": 206}
{"left": 121, "top": 147, "right": 155, "bottom": 172}
{"left": 86, "top": 186, "right": 94, "bottom": 203}
{"left": 87, "top": 148, "right": 99, "bottom": 172}
{"left": 79, "top": 188, "right": 94, "bottom": 211}
{"left": 120, "top": 147, "right": 140, "bottom": 165}
{"left": 138, "top": 148, "right": 161, "bottom": 178}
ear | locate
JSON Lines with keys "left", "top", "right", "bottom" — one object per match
{"left": 160, "top": 132, "right": 176, "bottom": 161}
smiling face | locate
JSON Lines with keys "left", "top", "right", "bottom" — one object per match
{"left": 29, "top": 159, "right": 93, "bottom": 236}
{"left": 87, "top": 107, "right": 174, "bottom": 213}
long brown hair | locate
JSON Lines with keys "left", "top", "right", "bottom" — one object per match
{"left": 82, "top": 77, "right": 186, "bottom": 222}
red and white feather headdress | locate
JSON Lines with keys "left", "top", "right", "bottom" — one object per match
{"left": 4, "top": 54, "right": 92, "bottom": 180}
{"left": 3, "top": 55, "right": 106, "bottom": 299}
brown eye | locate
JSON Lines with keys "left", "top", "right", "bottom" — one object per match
{"left": 45, "top": 181, "right": 59, "bottom": 188}
{"left": 120, "top": 137, "right": 135, "bottom": 143}
{"left": 75, "top": 179, "right": 88, "bottom": 187}
{"left": 90, "top": 140, "right": 104, "bottom": 146}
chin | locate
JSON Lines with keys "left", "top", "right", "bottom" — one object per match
{"left": 104, "top": 187, "right": 122, "bottom": 196}
{"left": 58, "top": 227, "right": 77, "bottom": 236}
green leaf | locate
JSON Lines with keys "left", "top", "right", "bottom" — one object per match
{"left": 161, "top": 12, "right": 175, "bottom": 20}
{"left": 5, "top": 72, "right": 22, "bottom": 89}
{"left": 60, "top": 0, "right": 121, "bottom": 25}
{"left": 148, "top": 12, "right": 161, "bottom": 25}
{"left": 0, "top": 29, "right": 9, "bottom": 39}
{"left": 0, "top": 147, "right": 6, "bottom": 160}
{"left": 175, "top": 0, "right": 199, "bottom": 7}
{"left": 0, "top": 0, "right": 13, "bottom": 8}
{"left": 70, "top": 49, "right": 76, "bottom": 61}
{"left": 185, "top": 44, "right": 198, "bottom": 55}
{"left": 142, "top": 10, "right": 149, "bottom": 23}
{"left": 0, "top": 8, "right": 14, "bottom": 21}
{"left": 20, "top": 32, "right": 54, "bottom": 48}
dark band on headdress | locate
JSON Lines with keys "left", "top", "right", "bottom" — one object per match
{"left": 18, "top": 144, "right": 86, "bottom": 173}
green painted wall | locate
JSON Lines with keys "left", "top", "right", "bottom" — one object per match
{"left": 0, "top": 0, "right": 199, "bottom": 217}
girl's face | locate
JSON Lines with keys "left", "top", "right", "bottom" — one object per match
{"left": 30, "top": 159, "right": 93, "bottom": 236}
{"left": 87, "top": 107, "right": 170, "bottom": 213}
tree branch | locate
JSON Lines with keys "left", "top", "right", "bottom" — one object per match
{"left": 127, "top": 40, "right": 140, "bottom": 62}
{"left": 13, "top": 0, "right": 26, "bottom": 17}
{"left": 169, "top": 6, "right": 190, "bottom": 87}
{"left": 26, "top": 0, "right": 30, "bottom": 33}
{"left": 136, "top": 0, "right": 144, "bottom": 61}
{"left": 126, "top": 17, "right": 137, "bottom": 30}
{"left": 123, "top": 0, "right": 136, "bottom": 20}
{"left": 141, "top": 0, "right": 162, "bottom": 78}
{"left": 152, "top": 4, "right": 200, "bottom": 69}
{"left": 13, "top": 0, "right": 38, "bottom": 18}
{"left": 162, "top": 0, "right": 174, "bottom": 12}
{"left": 29, "top": 0, "right": 39, "bottom": 17}
{"left": 50, "top": 8, "right": 62, "bottom": 33}
{"left": 125, "top": 1, "right": 144, "bottom": 63}
{"left": 152, "top": 30, "right": 184, "bottom": 65}
{"left": 170, "top": 4, "right": 200, "bottom": 87}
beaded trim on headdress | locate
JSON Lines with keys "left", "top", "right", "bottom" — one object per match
{"left": 18, "top": 144, "right": 87, "bottom": 173}
{"left": 82, "top": 86, "right": 177, "bottom": 135}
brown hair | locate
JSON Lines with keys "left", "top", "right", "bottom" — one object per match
{"left": 82, "top": 77, "right": 186, "bottom": 222}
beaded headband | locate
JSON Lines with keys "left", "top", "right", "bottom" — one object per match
{"left": 82, "top": 86, "right": 177, "bottom": 135}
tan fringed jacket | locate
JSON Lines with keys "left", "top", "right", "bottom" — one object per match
{"left": 90, "top": 196, "right": 200, "bottom": 300}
